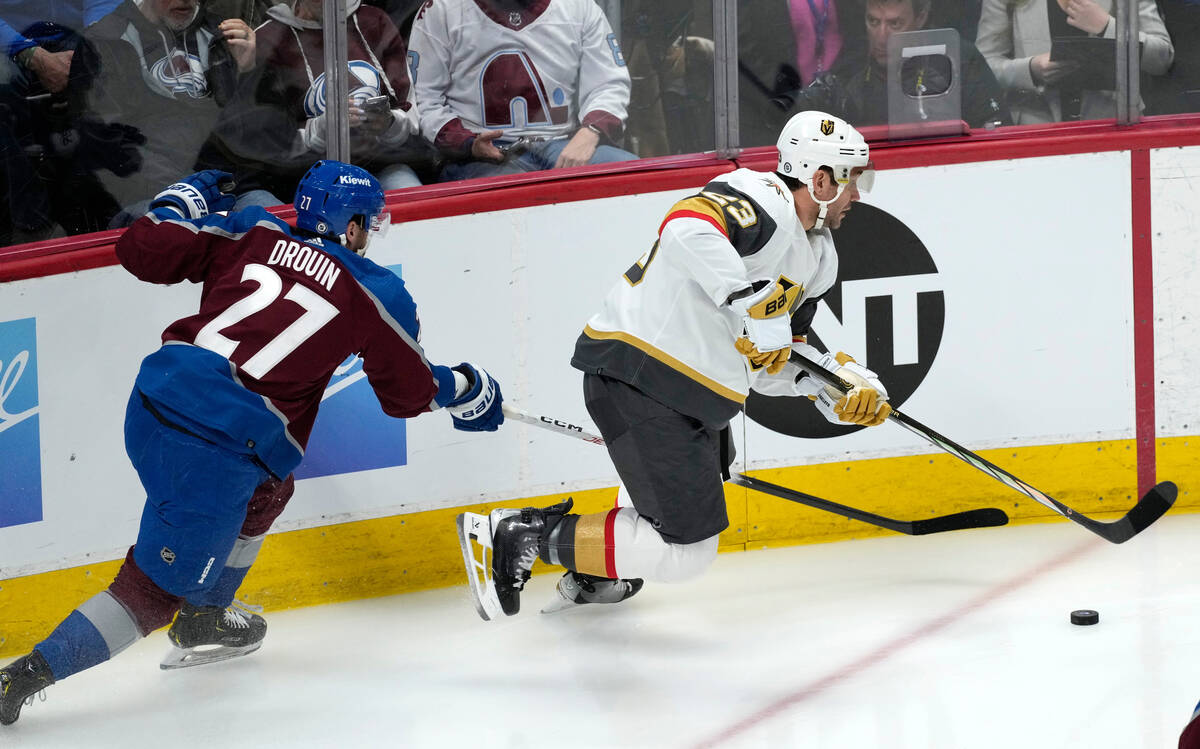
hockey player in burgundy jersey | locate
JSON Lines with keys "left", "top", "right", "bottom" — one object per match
{"left": 0, "top": 160, "right": 504, "bottom": 725}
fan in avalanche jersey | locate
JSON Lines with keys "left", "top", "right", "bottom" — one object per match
{"left": 457, "top": 111, "right": 890, "bottom": 620}
{"left": 408, "top": 0, "right": 638, "bottom": 180}
{"left": 0, "top": 161, "right": 505, "bottom": 726}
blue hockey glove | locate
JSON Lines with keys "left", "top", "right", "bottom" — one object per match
{"left": 150, "top": 170, "right": 237, "bottom": 219}
{"left": 447, "top": 363, "right": 504, "bottom": 432}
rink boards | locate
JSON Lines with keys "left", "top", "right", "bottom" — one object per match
{"left": 1, "top": 143, "right": 1198, "bottom": 655}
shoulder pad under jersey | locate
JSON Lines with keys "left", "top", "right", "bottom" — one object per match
{"left": 689, "top": 169, "right": 794, "bottom": 257}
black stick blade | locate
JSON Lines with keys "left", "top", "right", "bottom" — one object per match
{"left": 1099, "top": 480, "right": 1178, "bottom": 544}
{"left": 910, "top": 507, "right": 1010, "bottom": 535}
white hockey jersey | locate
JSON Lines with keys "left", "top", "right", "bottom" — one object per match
{"left": 407, "top": 0, "right": 630, "bottom": 150}
{"left": 571, "top": 168, "right": 839, "bottom": 428}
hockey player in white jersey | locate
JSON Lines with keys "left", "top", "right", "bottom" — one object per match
{"left": 458, "top": 111, "right": 890, "bottom": 619}
{"left": 408, "top": 0, "right": 637, "bottom": 181}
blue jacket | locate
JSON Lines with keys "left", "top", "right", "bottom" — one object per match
{"left": 0, "top": 0, "right": 119, "bottom": 56}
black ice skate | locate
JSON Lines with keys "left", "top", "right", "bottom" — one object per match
{"left": 541, "top": 572, "right": 645, "bottom": 614}
{"left": 456, "top": 498, "right": 573, "bottom": 621}
{"left": 160, "top": 601, "right": 267, "bottom": 670}
{"left": 0, "top": 650, "right": 54, "bottom": 726}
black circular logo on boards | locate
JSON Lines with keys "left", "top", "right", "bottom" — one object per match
{"left": 746, "top": 203, "right": 945, "bottom": 438}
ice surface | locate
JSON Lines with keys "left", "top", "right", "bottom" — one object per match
{"left": 5, "top": 514, "right": 1199, "bottom": 748}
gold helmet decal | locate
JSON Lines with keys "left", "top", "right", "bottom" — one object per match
{"left": 820, "top": 119, "right": 835, "bottom": 136}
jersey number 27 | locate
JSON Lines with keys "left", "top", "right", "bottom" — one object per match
{"left": 194, "top": 264, "right": 339, "bottom": 379}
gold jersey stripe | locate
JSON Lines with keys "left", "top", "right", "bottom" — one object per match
{"left": 660, "top": 196, "right": 728, "bottom": 236}
{"left": 583, "top": 325, "right": 746, "bottom": 403}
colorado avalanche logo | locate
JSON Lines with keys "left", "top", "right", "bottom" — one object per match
{"left": 150, "top": 49, "right": 209, "bottom": 99}
{"left": 303, "top": 60, "right": 384, "bottom": 118}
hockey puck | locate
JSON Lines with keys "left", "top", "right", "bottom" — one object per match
{"left": 1070, "top": 609, "right": 1099, "bottom": 626}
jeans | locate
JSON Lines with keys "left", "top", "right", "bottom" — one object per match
{"left": 439, "top": 138, "right": 638, "bottom": 182}
{"left": 377, "top": 162, "right": 421, "bottom": 190}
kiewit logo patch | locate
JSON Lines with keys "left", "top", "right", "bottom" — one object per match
{"left": 746, "top": 203, "right": 945, "bottom": 438}
{"left": 294, "top": 264, "right": 408, "bottom": 480}
{"left": 0, "top": 317, "right": 43, "bottom": 528}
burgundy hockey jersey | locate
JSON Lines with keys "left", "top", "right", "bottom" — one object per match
{"left": 116, "top": 206, "right": 457, "bottom": 477}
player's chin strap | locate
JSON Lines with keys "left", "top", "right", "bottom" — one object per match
{"left": 808, "top": 181, "right": 847, "bottom": 231}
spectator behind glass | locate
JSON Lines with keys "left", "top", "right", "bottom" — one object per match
{"left": 840, "top": 0, "right": 984, "bottom": 65}
{"left": 360, "top": 0, "right": 426, "bottom": 37}
{"left": 0, "top": 1, "right": 121, "bottom": 245}
{"left": 621, "top": 2, "right": 799, "bottom": 152}
{"left": 250, "top": 0, "right": 434, "bottom": 192}
{"left": 1, "top": 1, "right": 119, "bottom": 92}
{"left": 929, "top": 0, "right": 983, "bottom": 42}
{"left": 778, "top": 0, "right": 1010, "bottom": 130}
{"left": 976, "top": 0, "right": 1173, "bottom": 123}
{"left": 787, "top": 0, "right": 844, "bottom": 86}
{"left": 408, "top": 0, "right": 637, "bottom": 181}
{"left": 68, "top": 0, "right": 274, "bottom": 227}
{"left": 206, "top": 0, "right": 275, "bottom": 26}
{"left": 619, "top": 0, "right": 715, "bottom": 157}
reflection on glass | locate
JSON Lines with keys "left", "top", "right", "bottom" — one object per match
{"left": 1146, "top": 0, "right": 1200, "bottom": 115}
{"left": 736, "top": 2, "right": 804, "bottom": 147}
{"left": 0, "top": 0, "right": 295, "bottom": 249}
{"left": 1, "top": 2, "right": 114, "bottom": 247}
{"left": 750, "top": 0, "right": 1008, "bottom": 145}
{"left": 1, "top": 0, "right": 1197, "bottom": 252}
{"left": 976, "top": 0, "right": 1173, "bottom": 123}
{"left": 245, "top": 0, "right": 435, "bottom": 197}
{"left": 621, "top": 0, "right": 716, "bottom": 156}
{"left": 408, "top": 0, "right": 639, "bottom": 182}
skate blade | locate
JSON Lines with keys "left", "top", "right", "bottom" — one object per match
{"left": 159, "top": 641, "right": 262, "bottom": 671}
{"left": 456, "top": 512, "right": 503, "bottom": 622}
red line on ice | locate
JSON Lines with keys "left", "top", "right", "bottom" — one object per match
{"left": 691, "top": 537, "right": 1099, "bottom": 748}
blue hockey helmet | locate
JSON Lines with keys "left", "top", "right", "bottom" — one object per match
{"left": 294, "top": 160, "right": 390, "bottom": 254}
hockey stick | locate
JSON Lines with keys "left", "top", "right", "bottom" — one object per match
{"left": 790, "top": 351, "right": 1178, "bottom": 544}
{"left": 503, "top": 403, "right": 1007, "bottom": 535}
{"left": 502, "top": 404, "right": 606, "bottom": 445}
{"left": 728, "top": 473, "right": 1008, "bottom": 535}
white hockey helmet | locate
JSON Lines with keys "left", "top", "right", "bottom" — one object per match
{"left": 777, "top": 110, "right": 870, "bottom": 184}
{"left": 777, "top": 111, "right": 873, "bottom": 229}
